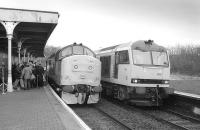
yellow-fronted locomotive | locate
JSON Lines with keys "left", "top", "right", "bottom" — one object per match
{"left": 47, "top": 43, "right": 102, "bottom": 104}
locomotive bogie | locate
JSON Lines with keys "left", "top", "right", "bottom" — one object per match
{"left": 62, "top": 92, "right": 100, "bottom": 104}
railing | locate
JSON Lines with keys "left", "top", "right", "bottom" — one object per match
{"left": 0, "top": 67, "right": 7, "bottom": 94}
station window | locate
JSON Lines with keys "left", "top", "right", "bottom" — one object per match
{"left": 118, "top": 50, "right": 129, "bottom": 64}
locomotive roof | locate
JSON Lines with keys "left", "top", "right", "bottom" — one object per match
{"left": 98, "top": 40, "right": 167, "bottom": 53}
{"left": 131, "top": 40, "right": 167, "bottom": 52}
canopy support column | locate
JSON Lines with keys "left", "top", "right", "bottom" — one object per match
{"left": 18, "top": 38, "right": 30, "bottom": 64}
{"left": 1, "top": 21, "right": 19, "bottom": 92}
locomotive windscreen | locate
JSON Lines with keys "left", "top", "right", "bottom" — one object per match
{"left": 58, "top": 44, "right": 95, "bottom": 59}
{"left": 132, "top": 50, "right": 168, "bottom": 66}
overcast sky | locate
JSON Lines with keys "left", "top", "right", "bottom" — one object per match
{"left": 1, "top": 0, "right": 200, "bottom": 50}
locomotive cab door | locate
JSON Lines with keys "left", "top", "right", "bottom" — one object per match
{"left": 114, "top": 52, "right": 119, "bottom": 79}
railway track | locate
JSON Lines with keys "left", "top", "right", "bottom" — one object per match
{"left": 165, "top": 108, "right": 200, "bottom": 123}
{"left": 163, "top": 108, "right": 200, "bottom": 129}
{"left": 70, "top": 104, "right": 131, "bottom": 130}
{"left": 69, "top": 97, "right": 200, "bottom": 130}
{"left": 70, "top": 101, "right": 178, "bottom": 130}
{"left": 141, "top": 108, "right": 200, "bottom": 130}
{"left": 104, "top": 97, "right": 200, "bottom": 130}
{"left": 94, "top": 106, "right": 132, "bottom": 130}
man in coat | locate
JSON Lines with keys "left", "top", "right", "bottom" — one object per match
{"left": 21, "top": 63, "right": 32, "bottom": 90}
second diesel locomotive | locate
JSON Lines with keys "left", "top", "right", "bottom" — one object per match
{"left": 47, "top": 43, "right": 102, "bottom": 104}
{"left": 96, "top": 40, "right": 174, "bottom": 106}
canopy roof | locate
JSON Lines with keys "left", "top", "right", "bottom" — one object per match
{"left": 0, "top": 7, "right": 59, "bottom": 57}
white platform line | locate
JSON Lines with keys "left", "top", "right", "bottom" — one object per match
{"left": 46, "top": 85, "right": 91, "bottom": 130}
{"left": 174, "top": 90, "right": 200, "bottom": 99}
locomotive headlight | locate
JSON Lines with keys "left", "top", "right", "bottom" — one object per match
{"left": 74, "top": 65, "right": 78, "bottom": 69}
{"left": 131, "top": 79, "right": 140, "bottom": 83}
{"left": 163, "top": 80, "right": 169, "bottom": 84}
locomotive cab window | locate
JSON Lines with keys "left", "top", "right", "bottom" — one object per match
{"left": 60, "top": 46, "right": 72, "bottom": 58}
{"left": 118, "top": 50, "right": 129, "bottom": 64}
{"left": 73, "top": 46, "right": 84, "bottom": 55}
{"left": 84, "top": 48, "right": 95, "bottom": 57}
{"left": 132, "top": 50, "right": 152, "bottom": 65}
{"left": 132, "top": 49, "right": 169, "bottom": 66}
{"left": 152, "top": 51, "right": 168, "bottom": 66}
{"left": 57, "top": 45, "right": 96, "bottom": 60}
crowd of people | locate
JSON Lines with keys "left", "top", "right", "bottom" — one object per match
{"left": 12, "top": 61, "right": 45, "bottom": 90}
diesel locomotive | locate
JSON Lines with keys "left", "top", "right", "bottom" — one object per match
{"left": 96, "top": 40, "right": 174, "bottom": 106}
{"left": 47, "top": 43, "right": 102, "bottom": 104}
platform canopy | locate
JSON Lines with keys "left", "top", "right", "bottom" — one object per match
{"left": 0, "top": 7, "right": 59, "bottom": 57}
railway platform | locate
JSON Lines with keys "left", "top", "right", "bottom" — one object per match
{"left": 170, "top": 79, "right": 200, "bottom": 95}
{"left": 0, "top": 85, "right": 90, "bottom": 130}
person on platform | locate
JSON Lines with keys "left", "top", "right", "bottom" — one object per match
{"left": 12, "top": 63, "right": 17, "bottom": 83}
{"left": 35, "top": 63, "right": 44, "bottom": 87}
{"left": 13, "top": 64, "right": 23, "bottom": 90}
{"left": 21, "top": 63, "right": 32, "bottom": 90}
{"left": 30, "top": 63, "right": 36, "bottom": 88}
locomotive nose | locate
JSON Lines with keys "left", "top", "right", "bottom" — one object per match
{"left": 72, "top": 58, "right": 95, "bottom": 72}
{"left": 72, "top": 64, "right": 95, "bottom": 72}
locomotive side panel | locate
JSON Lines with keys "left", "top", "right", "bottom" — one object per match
{"left": 55, "top": 60, "right": 62, "bottom": 85}
{"left": 117, "top": 64, "right": 131, "bottom": 86}
{"left": 47, "top": 58, "right": 56, "bottom": 82}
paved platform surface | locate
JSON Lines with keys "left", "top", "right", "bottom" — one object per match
{"left": 0, "top": 86, "right": 85, "bottom": 130}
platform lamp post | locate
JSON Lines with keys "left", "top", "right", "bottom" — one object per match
{"left": 31, "top": 52, "right": 36, "bottom": 63}
{"left": 30, "top": 54, "right": 32, "bottom": 62}
{"left": 1, "top": 21, "right": 19, "bottom": 92}
{"left": 23, "top": 48, "right": 27, "bottom": 63}
{"left": 29, "top": 51, "right": 34, "bottom": 62}
{"left": 17, "top": 38, "right": 30, "bottom": 65}
{"left": 27, "top": 52, "right": 30, "bottom": 63}
{"left": 17, "top": 41, "right": 22, "bottom": 64}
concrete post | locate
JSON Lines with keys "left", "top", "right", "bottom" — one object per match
{"left": 1, "top": 21, "right": 19, "bottom": 92}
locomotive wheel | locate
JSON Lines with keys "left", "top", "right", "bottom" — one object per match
{"left": 118, "top": 87, "right": 127, "bottom": 101}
